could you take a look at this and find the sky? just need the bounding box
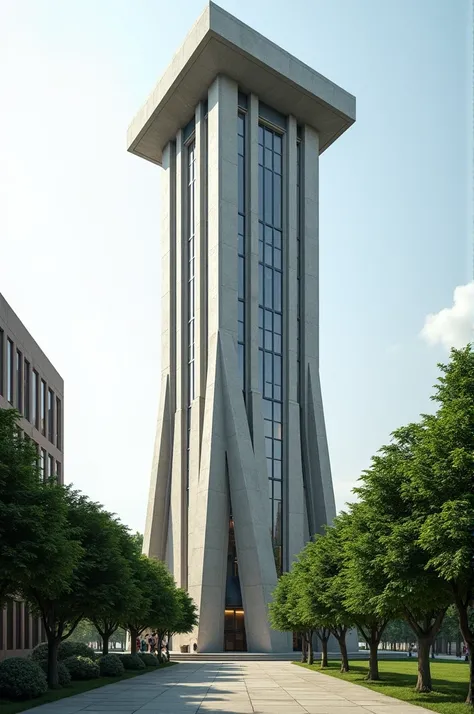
[0,0,472,533]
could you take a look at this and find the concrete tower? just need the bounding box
[128,3,356,653]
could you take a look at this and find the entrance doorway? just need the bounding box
[224,609,247,652]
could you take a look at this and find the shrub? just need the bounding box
[118,653,146,670]
[59,641,96,661]
[30,642,49,662]
[30,640,96,663]
[0,657,48,701]
[63,655,99,680]
[138,652,159,667]
[98,654,124,677]
[38,660,71,688]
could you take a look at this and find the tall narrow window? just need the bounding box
[48,388,54,443]
[186,139,196,493]
[40,448,46,481]
[32,371,39,429]
[56,397,62,449]
[40,380,46,435]
[258,124,283,576]
[24,360,30,421]
[7,339,13,404]
[48,454,54,480]
[16,350,23,414]
[0,328,4,396]
[237,112,246,393]
[56,460,62,482]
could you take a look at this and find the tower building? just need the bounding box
[128,3,356,652]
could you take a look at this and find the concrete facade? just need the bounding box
[129,3,356,653]
[0,292,64,660]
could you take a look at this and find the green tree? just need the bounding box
[165,588,199,651]
[73,619,101,647]
[269,572,311,663]
[0,410,76,606]
[22,490,132,687]
[148,560,180,655]
[293,542,336,667]
[123,555,177,654]
[381,620,413,650]
[91,525,142,655]
[354,425,450,692]
[308,522,355,672]
[413,346,474,703]
[341,506,391,681]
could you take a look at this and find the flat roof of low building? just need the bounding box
[127,2,356,166]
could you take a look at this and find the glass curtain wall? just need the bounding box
[258,124,283,576]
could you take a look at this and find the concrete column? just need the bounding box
[284,116,305,567]
[207,75,238,339]
[143,142,176,560]
[188,102,207,568]
[301,125,336,532]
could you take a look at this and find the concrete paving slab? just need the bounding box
[20,661,428,714]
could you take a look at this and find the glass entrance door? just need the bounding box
[224,609,247,652]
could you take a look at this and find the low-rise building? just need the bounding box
[0,292,64,659]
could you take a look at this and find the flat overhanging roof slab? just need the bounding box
[127,2,356,166]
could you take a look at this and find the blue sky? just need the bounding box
[0,0,471,532]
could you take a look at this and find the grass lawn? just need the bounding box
[0,661,177,714]
[296,659,471,714]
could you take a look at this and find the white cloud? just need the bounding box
[421,282,474,350]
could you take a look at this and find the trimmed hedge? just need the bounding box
[138,652,159,667]
[98,654,124,677]
[63,655,100,681]
[38,660,72,687]
[31,640,96,663]
[118,653,146,671]
[0,657,48,701]
[58,640,96,661]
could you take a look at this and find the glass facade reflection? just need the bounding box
[186,139,196,492]
[258,124,283,576]
[237,113,246,392]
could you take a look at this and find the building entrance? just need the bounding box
[224,514,247,651]
[224,609,247,652]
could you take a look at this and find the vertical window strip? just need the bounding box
[186,140,196,493]
[296,140,301,403]
[7,338,13,404]
[258,124,283,576]
[237,113,246,392]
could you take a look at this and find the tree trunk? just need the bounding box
[130,628,138,654]
[339,637,349,673]
[452,592,474,703]
[301,635,307,663]
[466,645,474,706]
[47,636,60,689]
[368,641,380,681]
[102,634,110,656]
[307,633,314,665]
[321,637,329,668]
[416,637,432,693]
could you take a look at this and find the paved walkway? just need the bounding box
[23,661,425,714]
